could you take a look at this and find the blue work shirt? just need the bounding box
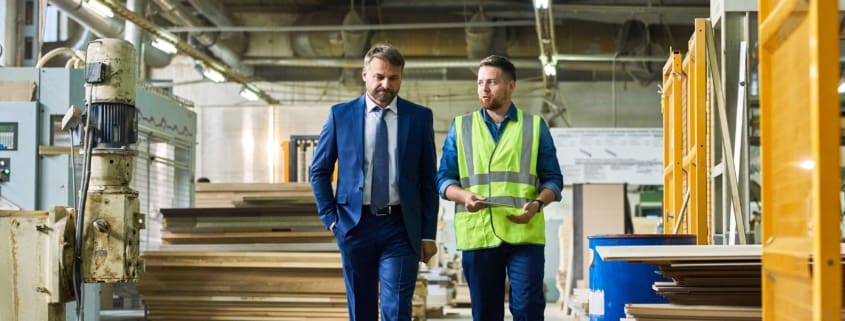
[435,105,564,201]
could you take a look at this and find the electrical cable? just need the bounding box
[73,60,97,320]
[69,130,77,210]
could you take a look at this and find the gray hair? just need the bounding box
[364,44,406,69]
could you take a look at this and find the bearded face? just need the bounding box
[363,57,403,107]
[477,66,514,111]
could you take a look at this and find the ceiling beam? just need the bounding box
[164,20,535,33]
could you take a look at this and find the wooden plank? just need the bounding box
[157,243,339,252]
[0,80,36,101]
[195,183,314,193]
[0,210,48,217]
[141,251,342,269]
[160,207,319,218]
[161,231,333,244]
[625,303,760,319]
[596,244,762,262]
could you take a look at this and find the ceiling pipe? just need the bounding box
[94,0,276,104]
[49,0,123,38]
[165,20,537,33]
[124,0,143,47]
[240,57,662,71]
[48,0,172,68]
[150,0,252,75]
[185,0,247,56]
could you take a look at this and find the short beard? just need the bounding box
[371,89,396,105]
[480,98,504,110]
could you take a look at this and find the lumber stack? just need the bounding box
[138,251,347,321]
[139,183,349,320]
[598,244,845,321]
[194,182,315,208]
[413,275,428,321]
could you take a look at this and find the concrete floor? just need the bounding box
[432,305,571,321]
[101,305,572,321]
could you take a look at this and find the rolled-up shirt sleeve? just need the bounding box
[435,121,460,199]
[537,120,564,201]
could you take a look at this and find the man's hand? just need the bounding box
[462,193,489,212]
[420,240,437,263]
[507,200,542,224]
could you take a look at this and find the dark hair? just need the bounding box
[364,44,405,69]
[479,55,516,81]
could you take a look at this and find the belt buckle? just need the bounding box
[374,206,390,216]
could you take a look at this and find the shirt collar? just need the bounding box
[480,103,517,123]
[366,95,398,114]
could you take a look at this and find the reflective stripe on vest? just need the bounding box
[453,109,544,250]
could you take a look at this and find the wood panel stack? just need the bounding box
[413,274,427,321]
[139,183,348,320]
[194,183,314,208]
[139,251,347,321]
[597,244,845,321]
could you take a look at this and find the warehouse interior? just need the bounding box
[0,0,842,320]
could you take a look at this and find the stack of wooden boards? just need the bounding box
[596,244,845,321]
[139,183,346,320]
[139,183,429,321]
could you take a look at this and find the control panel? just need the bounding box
[0,123,17,150]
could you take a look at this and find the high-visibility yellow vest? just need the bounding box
[453,108,544,250]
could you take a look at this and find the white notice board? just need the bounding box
[550,128,663,185]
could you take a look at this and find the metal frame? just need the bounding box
[287,135,319,183]
[759,0,841,320]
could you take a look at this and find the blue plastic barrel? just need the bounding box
[588,234,696,321]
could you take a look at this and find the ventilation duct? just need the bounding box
[48,0,172,68]
[186,0,247,57]
[151,0,251,75]
[465,11,493,60]
[616,19,661,85]
[341,9,369,85]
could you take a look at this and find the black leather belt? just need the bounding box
[364,204,401,216]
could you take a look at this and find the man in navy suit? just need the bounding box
[310,44,439,321]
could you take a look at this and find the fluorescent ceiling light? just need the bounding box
[202,68,226,83]
[240,86,260,101]
[534,0,549,10]
[151,38,177,54]
[88,0,114,18]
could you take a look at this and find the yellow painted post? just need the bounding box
[282,141,290,182]
[759,0,841,320]
[689,19,709,244]
[662,52,684,233]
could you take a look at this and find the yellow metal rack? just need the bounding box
[661,19,711,245]
[759,0,841,320]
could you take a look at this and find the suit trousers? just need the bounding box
[462,243,546,321]
[335,207,419,321]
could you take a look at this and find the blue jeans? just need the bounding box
[462,243,546,321]
[335,209,419,321]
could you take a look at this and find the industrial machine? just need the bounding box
[0,38,196,320]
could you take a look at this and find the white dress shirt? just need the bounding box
[363,95,399,206]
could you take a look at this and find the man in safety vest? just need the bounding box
[435,55,563,321]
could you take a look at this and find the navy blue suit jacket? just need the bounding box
[310,95,438,255]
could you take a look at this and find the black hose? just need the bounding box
[73,88,96,321]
